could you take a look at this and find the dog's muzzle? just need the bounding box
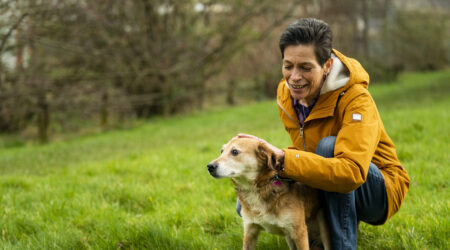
[207,162,219,178]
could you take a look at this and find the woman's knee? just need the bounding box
[355,163,387,224]
[315,136,336,158]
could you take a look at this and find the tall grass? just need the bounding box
[0,70,449,249]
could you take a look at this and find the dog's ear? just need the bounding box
[257,143,282,171]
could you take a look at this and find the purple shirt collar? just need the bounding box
[293,94,320,125]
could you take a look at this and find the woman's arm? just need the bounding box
[282,90,381,193]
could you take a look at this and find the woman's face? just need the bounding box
[282,44,332,106]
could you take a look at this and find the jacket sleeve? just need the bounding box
[281,90,382,193]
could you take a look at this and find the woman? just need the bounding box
[238,18,410,249]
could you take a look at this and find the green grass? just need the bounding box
[0,70,449,249]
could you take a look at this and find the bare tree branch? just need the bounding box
[0,12,28,55]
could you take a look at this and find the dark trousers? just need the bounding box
[315,136,387,250]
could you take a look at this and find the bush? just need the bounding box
[388,10,449,71]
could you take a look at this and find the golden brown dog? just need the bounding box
[207,137,330,250]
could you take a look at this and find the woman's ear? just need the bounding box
[324,57,333,75]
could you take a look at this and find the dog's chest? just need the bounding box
[239,186,294,235]
[245,213,293,235]
[242,202,293,235]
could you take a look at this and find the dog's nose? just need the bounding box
[207,163,218,172]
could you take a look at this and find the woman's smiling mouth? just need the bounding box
[290,83,308,89]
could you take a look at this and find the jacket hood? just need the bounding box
[320,52,349,94]
[327,49,370,93]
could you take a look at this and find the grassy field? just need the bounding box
[0,70,449,249]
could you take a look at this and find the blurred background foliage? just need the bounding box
[0,0,449,143]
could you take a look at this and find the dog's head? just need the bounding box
[207,137,282,181]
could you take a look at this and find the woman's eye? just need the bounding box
[231,149,239,156]
[283,65,293,70]
[302,67,312,72]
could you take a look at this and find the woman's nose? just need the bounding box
[290,68,303,82]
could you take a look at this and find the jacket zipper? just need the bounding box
[300,124,306,151]
[277,99,307,151]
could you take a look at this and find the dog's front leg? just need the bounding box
[317,209,331,250]
[243,223,262,250]
[285,236,297,250]
[291,225,309,250]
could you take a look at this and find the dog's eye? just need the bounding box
[231,149,239,156]
[220,149,224,153]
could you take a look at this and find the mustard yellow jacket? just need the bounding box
[277,49,410,222]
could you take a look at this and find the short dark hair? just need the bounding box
[279,18,333,66]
